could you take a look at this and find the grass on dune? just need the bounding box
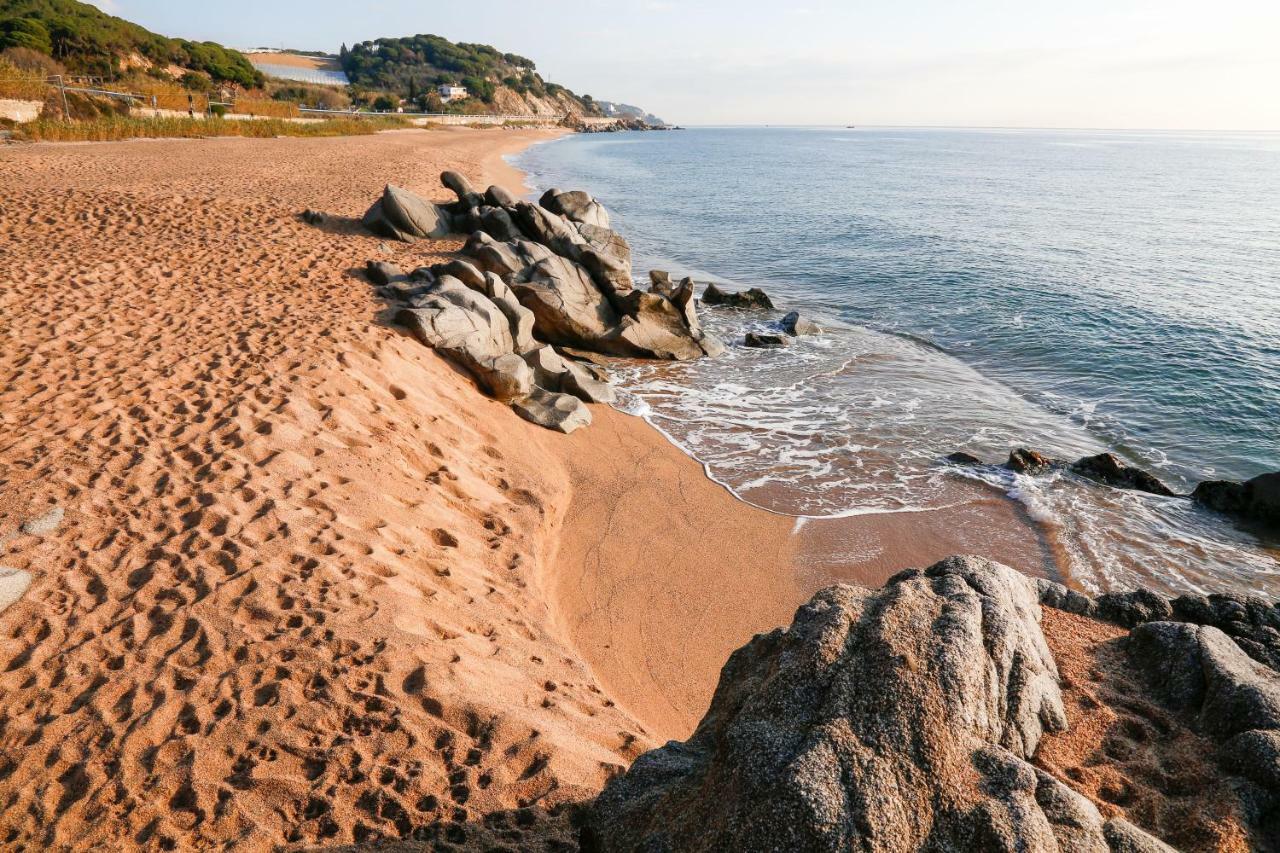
[11,114,415,142]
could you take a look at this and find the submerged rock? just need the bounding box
[1007,447,1060,475]
[946,451,985,466]
[587,556,1171,852]
[743,332,790,348]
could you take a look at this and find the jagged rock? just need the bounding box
[946,451,984,466]
[511,201,586,260]
[464,231,530,279]
[514,254,622,347]
[481,273,538,354]
[560,358,616,404]
[511,387,591,434]
[669,277,700,335]
[781,310,822,335]
[579,249,634,302]
[1193,472,1280,530]
[539,188,610,228]
[1070,453,1177,497]
[577,223,631,266]
[648,270,673,296]
[1007,447,1060,475]
[744,332,789,348]
[702,282,775,309]
[453,177,717,363]
[1128,620,1280,739]
[1222,728,1280,790]
[1037,580,1280,674]
[1103,819,1180,853]
[365,260,407,287]
[584,556,1180,852]
[1095,588,1174,627]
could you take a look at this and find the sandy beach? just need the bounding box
[1,125,1246,850]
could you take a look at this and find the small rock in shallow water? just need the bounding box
[1070,452,1177,497]
[946,451,984,466]
[1006,447,1060,475]
[780,310,821,335]
[701,282,775,309]
[20,506,63,536]
[744,332,789,348]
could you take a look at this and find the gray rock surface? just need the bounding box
[587,556,1172,852]
[1036,579,1280,673]
[781,310,822,335]
[1070,452,1177,497]
[363,184,453,241]
[744,332,789,348]
[1193,471,1280,531]
[539,188,610,228]
[511,387,591,434]
[701,282,775,309]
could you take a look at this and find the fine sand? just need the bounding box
[0,125,1215,850]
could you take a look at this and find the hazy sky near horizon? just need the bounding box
[87,0,1280,129]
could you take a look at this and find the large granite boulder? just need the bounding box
[362,184,453,242]
[1193,472,1280,531]
[586,556,1173,852]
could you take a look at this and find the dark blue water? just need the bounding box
[516,127,1280,594]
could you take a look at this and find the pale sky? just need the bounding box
[87,0,1280,129]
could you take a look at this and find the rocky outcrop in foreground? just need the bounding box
[586,557,1173,852]
[362,175,726,431]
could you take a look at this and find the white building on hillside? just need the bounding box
[437,84,468,103]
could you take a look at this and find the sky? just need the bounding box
[86,0,1280,130]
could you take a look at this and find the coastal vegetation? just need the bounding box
[339,32,600,116]
[0,0,262,86]
[9,113,411,142]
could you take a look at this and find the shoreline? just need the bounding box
[4,124,1262,849]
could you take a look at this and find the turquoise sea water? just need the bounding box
[515,127,1280,595]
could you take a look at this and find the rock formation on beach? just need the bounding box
[363,174,725,431]
[1193,472,1280,531]
[586,557,1184,852]
[949,447,1280,535]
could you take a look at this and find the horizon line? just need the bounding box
[671,123,1280,134]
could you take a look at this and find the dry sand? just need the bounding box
[0,127,646,850]
[0,125,1225,850]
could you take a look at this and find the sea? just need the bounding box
[514,127,1280,597]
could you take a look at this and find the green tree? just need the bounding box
[0,19,52,54]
